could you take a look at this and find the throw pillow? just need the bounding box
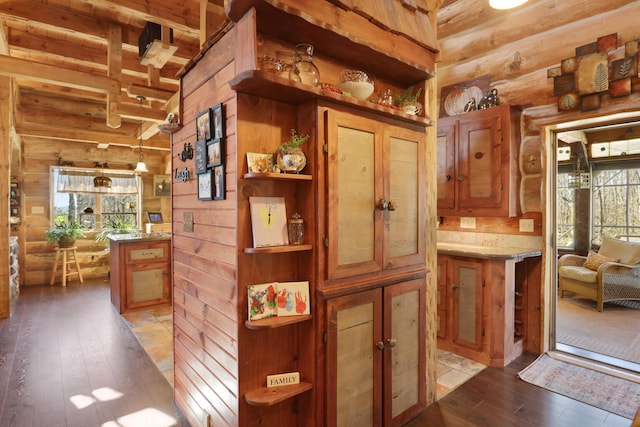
[583,250,619,271]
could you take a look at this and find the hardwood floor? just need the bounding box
[0,280,188,427]
[0,281,633,427]
[407,353,632,427]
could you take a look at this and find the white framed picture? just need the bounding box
[276,281,310,317]
[249,196,289,247]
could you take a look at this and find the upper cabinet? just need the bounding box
[321,105,426,283]
[437,105,521,217]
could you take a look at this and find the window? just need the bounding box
[592,162,640,245]
[556,168,576,250]
[51,167,142,231]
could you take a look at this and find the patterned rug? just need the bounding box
[518,353,640,419]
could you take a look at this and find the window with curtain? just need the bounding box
[51,167,142,230]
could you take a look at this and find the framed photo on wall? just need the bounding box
[196,108,212,141]
[207,139,223,167]
[197,170,213,200]
[212,103,224,140]
[153,174,171,197]
[213,165,225,200]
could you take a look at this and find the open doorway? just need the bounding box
[553,119,640,373]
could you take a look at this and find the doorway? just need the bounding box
[552,118,640,373]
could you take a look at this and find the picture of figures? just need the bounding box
[197,170,213,200]
[213,165,225,200]
[212,103,224,140]
[207,140,222,167]
[196,109,212,141]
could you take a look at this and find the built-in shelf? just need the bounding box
[244,244,312,254]
[244,172,312,181]
[230,70,433,127]
[245,314,312,330]
[245,381,313,406]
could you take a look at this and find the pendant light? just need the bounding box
[94,147,112,188]
[134,95,149,173]
[489,0,527,9]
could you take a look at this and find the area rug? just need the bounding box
[518,353,640,419]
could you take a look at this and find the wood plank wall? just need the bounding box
[171,26,240,427]
[0,76,11,317]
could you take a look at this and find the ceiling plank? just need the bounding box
[0,20,9,55]
[0,55,120,94]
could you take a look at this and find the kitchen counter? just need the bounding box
[107,232,171,243]
[437,242,541,260]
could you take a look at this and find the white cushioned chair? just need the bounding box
[558,236,640,311]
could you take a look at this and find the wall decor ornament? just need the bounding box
[548,33,639,112]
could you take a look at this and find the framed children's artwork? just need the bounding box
[213,165,225,200]
[196,108,212,141]
[249,196,288,247]
[276,281,310,317]
[153,174,171,197]
[212,103,224,140]
[197,170,213,200]
[207,139,223,167]
[195,139,207,174]
[247,282,278,320]
[246,152,274,173]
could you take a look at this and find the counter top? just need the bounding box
[437,242,541,260]
[108,232,171,243]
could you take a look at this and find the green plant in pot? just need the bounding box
[45,221,86,248]
[277,129,309,173]
[95,214,138,243]
[395,85,423,116]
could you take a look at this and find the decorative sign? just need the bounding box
[180,143,193,162]
[266,372,300,388]
[195,140,207,174]
[174,167,190,182]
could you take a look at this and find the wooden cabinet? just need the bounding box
[326,278,426,427]
[322,105,426,282]
[109,238,171,313]
[437,105,521,217]
[437,253,541,367]
[437,256,484,358]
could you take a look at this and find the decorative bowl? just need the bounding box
[337,69,374,100]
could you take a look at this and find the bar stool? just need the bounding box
[50,246,84,287]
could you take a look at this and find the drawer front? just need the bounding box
[125,242,169,263]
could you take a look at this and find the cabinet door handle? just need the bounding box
[446,175,452,182]
[386,338,397,348]
[451,284,459,291]
[457,174,465,181]
[387,200,397,211]
[376,199,388,210]
[375,341,385,351]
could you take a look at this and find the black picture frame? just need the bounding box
[197,170,213,201]
[213,165,225,200]
[196,108,212,142]
[195,139,207,174]
[146,212,163,223]
[207,139,223,167]
[212,103,224,140]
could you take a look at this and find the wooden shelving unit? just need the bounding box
[245,382,313,406]
[245,314,312,330]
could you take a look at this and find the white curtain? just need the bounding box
[57,169,139,194]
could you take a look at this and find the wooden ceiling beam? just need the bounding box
[126,84,174,102]
[0,55,119,94]
[107,24,122,129]
[0,20,8,55]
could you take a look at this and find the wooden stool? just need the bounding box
[50,247,84,287]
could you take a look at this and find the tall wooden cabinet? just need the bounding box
[437,105,521,217]
[174,2,437,426]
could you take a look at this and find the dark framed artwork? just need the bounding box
[197,170,213,200]
[195,139,207,174]
[196,108,212,142]
[207,139,223,167]
[212,103,224,140]
[213,165,225,200]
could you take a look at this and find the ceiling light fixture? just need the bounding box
[94,147,112,188]
[489,0,527,9]
[134,95,148,173]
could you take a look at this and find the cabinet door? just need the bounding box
[436,257,448,339]
[383,278,426,427]
[327,289,383,427]
[457,111,503,210]
[436,122,456,210]
[326,109,384,279]
[450,258,484,351]
[384,126,425,271]
[126,263,170,309]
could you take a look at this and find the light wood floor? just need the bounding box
[0,280,633,426]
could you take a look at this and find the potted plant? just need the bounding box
[45,221,86,248]
[95,214,138,243]
[395,85,423,115]
[276,129,309,173]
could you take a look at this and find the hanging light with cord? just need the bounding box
[489,0,527,9]
[134,95,149,173]
[94,146,112,188]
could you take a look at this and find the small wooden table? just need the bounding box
[50,247,83,287]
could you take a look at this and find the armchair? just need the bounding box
[558,236,640,311]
